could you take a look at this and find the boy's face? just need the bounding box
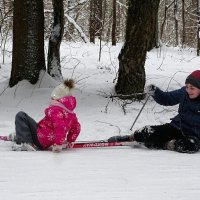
[186,84,200,99]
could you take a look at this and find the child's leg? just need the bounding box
[134,123,183,149]
[15,111,37,144]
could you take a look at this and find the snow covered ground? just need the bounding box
[0,42,200,200]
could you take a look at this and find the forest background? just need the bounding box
[0,0,199,97]
[1,2,200,199]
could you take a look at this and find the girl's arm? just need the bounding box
[67,116,81,142]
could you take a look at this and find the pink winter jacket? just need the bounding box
[37,96,80,149]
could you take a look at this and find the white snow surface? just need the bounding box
[1,42,200,200]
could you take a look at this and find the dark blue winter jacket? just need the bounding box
[153,86,200,139]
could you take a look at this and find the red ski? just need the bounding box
[63,140,133,149]
[0,135,10,141]
[0,135,133,149]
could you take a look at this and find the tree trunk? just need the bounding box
[96,0,103,39]
[197,0,200,56]
[89,0,102,43]
[47,0,64,80]
[65,0,79,41]
[181,0,186,47]
[147,1,160,50]
[115,0,160,98]
[89,0,96,43]
[112,0,116,46]
[9,0,45,87]
[174,0,178,46]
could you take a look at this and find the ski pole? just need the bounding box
[130,95,150,131]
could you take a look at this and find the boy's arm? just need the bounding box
[152,87,185,106]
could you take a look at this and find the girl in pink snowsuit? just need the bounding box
[37,95,80,151]
[11,79,81,152]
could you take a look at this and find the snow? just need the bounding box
[1,42,200,200]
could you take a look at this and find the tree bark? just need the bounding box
[112,0,116,46]
[96,0,103,39]
[89,0,96,43]
[147,0,160,50]
[181,0,186,47]
[89,0,102,43]
[115,0,160,98]
[10,0,45,87]
[174,0,178,46]
[197,0,200,56]
[47,0,64,80]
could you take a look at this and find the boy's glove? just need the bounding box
[146,84,156,95]
[52,144,63,153]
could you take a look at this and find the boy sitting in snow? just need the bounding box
[108,70,200,153]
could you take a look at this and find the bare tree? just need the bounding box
[197,0,200,55]
[174,0,178,46]
[159,0,198,48]
[9,0,45,87]
[0,1,13,64]
[181,0,186,46]
[47,0,64,80]
[115,0,160,98]
[89,0,96,43]
[89,0,102,43]
[112,0,116,45]
[160,0,174,41]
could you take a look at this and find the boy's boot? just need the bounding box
[108,134,134,142]
[163,140,176,151]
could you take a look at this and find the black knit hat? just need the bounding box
[185,70,200,89]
